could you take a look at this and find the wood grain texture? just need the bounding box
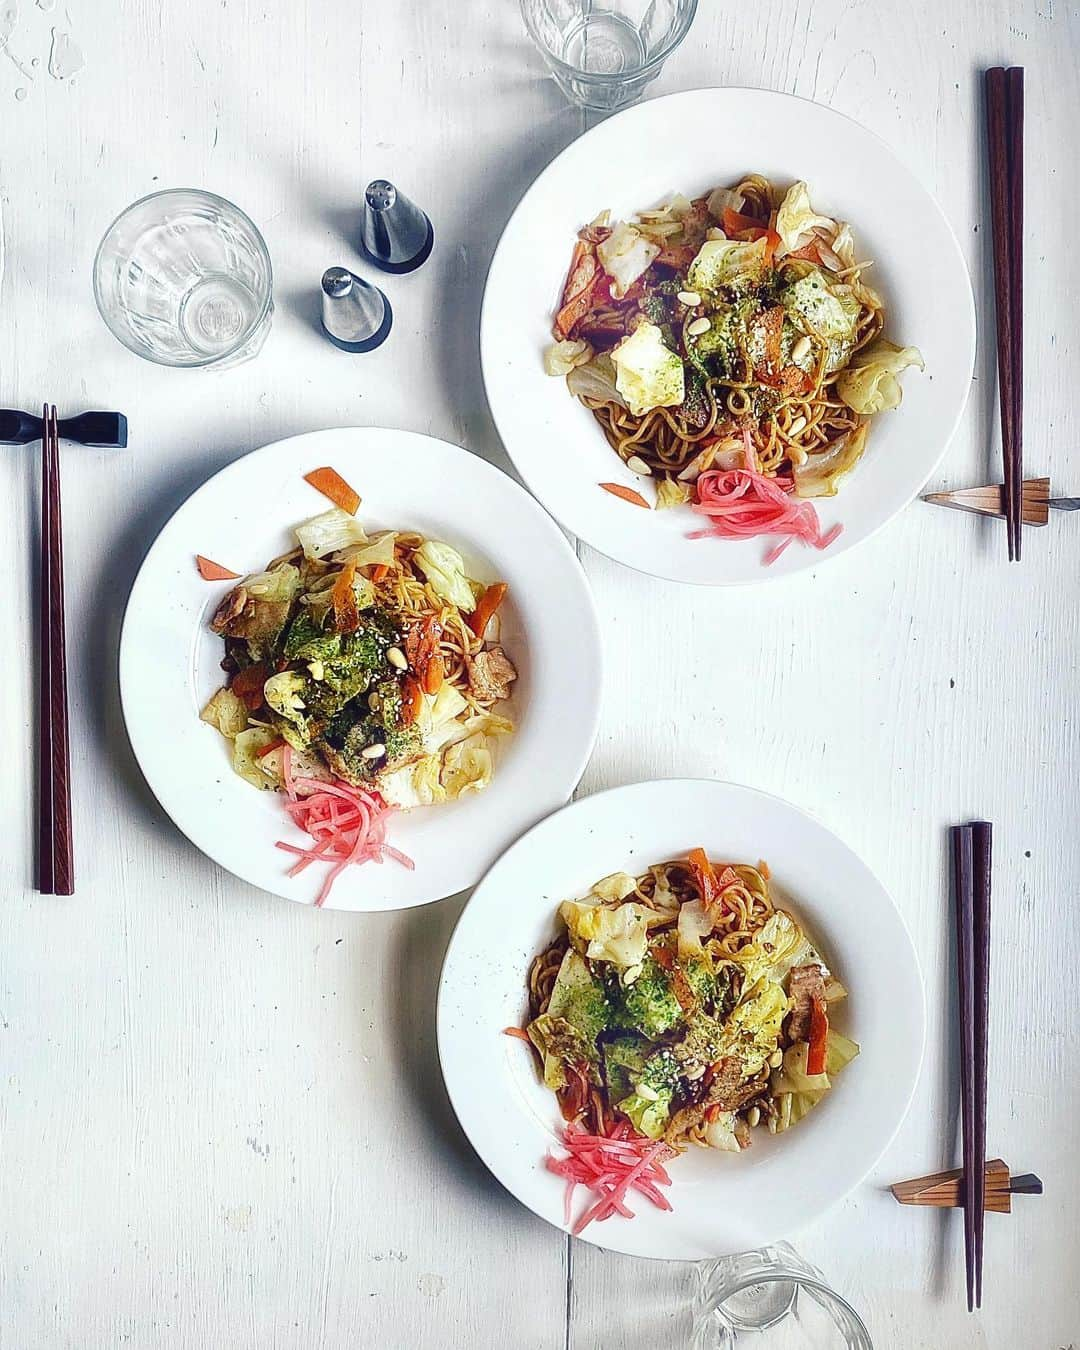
[1,0,1078,1346]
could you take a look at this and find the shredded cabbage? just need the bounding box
[200,686,249,738]
[231,727,280,790]
[792,423,869,499]
[836,340,925,414]
[704,1110,742,1151]
[676,897,714,957]
[590,872,638,902]
[596,221,660,298]
[610,323,684,418]
[440,733,493,797]
[544,339,593,377]
[413,540,478,612]
[379,754,448,808]
[775,181,836,254]
[295,508,368,560]
[705,185,744,219]
[566,353,627,408]
[732,911,808,987]
[655,478,692,510]
[687,237,769,293]
[243,564,301,603]
[559,899,652,970]
[334,531,398,569]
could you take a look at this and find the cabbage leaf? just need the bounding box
[792,423,869,499]
[559,898,652,971]
[836,340,925,414]
[566,353,627,408]
[610,322,685,418]
[687,236,769,293]
[295,508,368,560]
[597,221,660,298]
[413,540,478,612]
[200,686,249,739]
[775,181,835,254]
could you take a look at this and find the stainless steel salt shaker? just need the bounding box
[359,179,434,273]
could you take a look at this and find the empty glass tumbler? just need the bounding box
[520,0,697,111]
[93,189,273,368]
[691,1245,873,1349]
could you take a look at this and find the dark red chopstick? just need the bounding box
[951,820,992,1311]
[970,821,992,1308]
[37,404,74,895]
[984,67,1024,561]
[951,824,976,1311]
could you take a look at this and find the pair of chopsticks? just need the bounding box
[984,67,1024,560]
[951,821,992,1310]
[38,404,74,895]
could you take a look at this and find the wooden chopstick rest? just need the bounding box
[923,478,1080,527]
[891,1160,1043,1215]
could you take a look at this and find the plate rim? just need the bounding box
[118,426,604,912]
[436,775,927,1258]
[480,84,977,588]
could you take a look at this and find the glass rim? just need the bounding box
[716,1270,872,1342]
[92,187,274,369]
[519,0,698,84]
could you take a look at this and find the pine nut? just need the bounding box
[787,415,807,436]
[684,1063,705,1081]
[625,455,652,477]
[791,335,812,364]
[768,1048,784,1069]
[307,660,325,682]
[636,1083,660,1102]
[677,290,702,307]
[387,646,407,670]
[746,1106,761,1128]
[622,963,643,986]
[687,317,711,337]
[361,743,386,759]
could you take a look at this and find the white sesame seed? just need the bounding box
[625,455,652,477]
[361,743,386,760]
[687,316,711,337]
[386,646,407,670]
[746,1106,761,1128]
[677,290,702,307]
[791,335,812,364]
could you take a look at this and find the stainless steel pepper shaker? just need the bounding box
[359,179,434,273]
[320,267,393,353]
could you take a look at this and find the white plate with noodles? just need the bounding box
[437,779,924,1258]
[119,428,602,912]
[480,87,975,585]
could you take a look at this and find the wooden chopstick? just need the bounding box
[970,821,992,1308]
[951,824,976,1311]
[37,404,74,895]
[985,67,1024,561]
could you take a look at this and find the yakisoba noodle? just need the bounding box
[545,174,921,553]
[517,850,859,1169]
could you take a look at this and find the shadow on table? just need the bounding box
[383,889,540,1221]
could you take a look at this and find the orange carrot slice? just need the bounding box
[600,482,651,509]
[303,466,361,515]
[196,554,241,581]
[468,582,508,638]
[421,653,445,696]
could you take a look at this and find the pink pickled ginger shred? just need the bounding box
[546,1121,676,1235]
[276,746,414,907]
[690,466,843,565]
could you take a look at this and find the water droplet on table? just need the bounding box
[14,84,26,99]
[0,1,18,45]
[36,0,56,10]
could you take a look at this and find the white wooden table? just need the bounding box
[2,2,1078,1345]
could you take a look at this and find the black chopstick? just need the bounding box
[984,67,1024,561]
[951,824,976,1311]
[37,404,74,895]
[970,821,992,1308]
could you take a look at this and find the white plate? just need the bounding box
[437,779,924,1259]
[481,87,976,586]
[119,428,602,911]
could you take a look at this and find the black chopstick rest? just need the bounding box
[0,408,128,447]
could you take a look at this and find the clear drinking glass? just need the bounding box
[691,1245,873,1350]
[520,0,697,112]
[93,189,273,368]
